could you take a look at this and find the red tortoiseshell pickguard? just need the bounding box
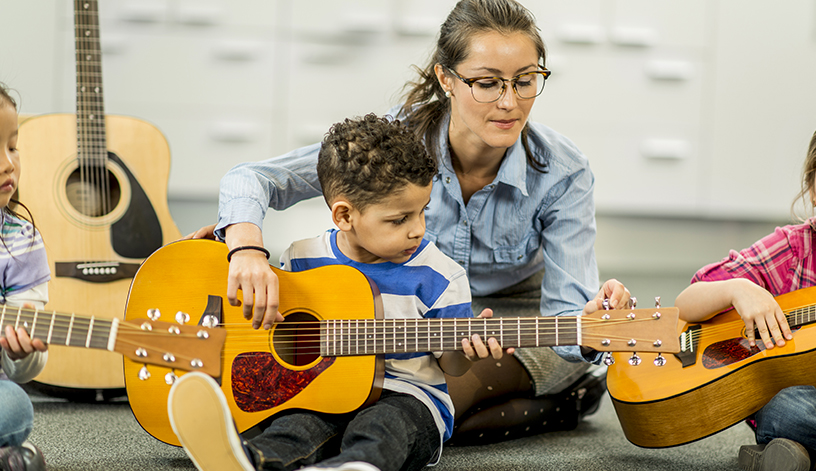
[231,352,335,412]
[702,338,764,369]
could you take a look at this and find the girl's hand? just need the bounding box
[730,279,792,349]
[584,278,631,315]
[183,224,217,240]
[0,303,48,360]
[460,308,513,360]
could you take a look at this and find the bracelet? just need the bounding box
[227,245,271,263]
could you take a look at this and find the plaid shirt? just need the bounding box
[691,218,816,295]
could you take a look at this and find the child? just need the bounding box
[168,114,505,471]
[675,131,816,471]
[0,83,50,470]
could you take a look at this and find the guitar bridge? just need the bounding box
[55,261,140,282]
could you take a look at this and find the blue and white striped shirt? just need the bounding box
[217,112,600,362]
[280,230,473,444]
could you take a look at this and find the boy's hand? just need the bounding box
[730,279,792,349]
[584,278,631,315]
[460,308,513,361]
[0,304,48,360]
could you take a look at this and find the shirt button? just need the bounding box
[517,255,523,260]
[458,260,465,265]
[445,177,451,184]
[463,221,468,226]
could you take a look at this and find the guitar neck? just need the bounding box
[0,305,116,351]
[787,303,816,329]
[74,0,108,162]
[321,316,583,356]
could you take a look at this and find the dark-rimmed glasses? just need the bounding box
[444,66,551,103]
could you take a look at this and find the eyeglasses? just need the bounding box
[444,66,551,103]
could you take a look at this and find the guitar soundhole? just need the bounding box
[65,167,121,217]
[273,312,320,367]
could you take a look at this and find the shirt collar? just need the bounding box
[436,113,530,197]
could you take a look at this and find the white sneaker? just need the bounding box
[168,372,255,471]
[298,462,380,471]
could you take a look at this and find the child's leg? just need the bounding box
[247,411,346,470]
[754,385,816,450]
[309,391,439,471]
[0,380,34,447]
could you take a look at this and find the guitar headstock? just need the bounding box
[114,319,225,377]
[581,306,680,354]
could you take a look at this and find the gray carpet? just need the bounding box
[25,385,753,470]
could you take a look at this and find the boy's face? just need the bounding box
[337,182,431,264]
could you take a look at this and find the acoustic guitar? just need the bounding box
[15,0,180,388]
[607,286,816,448]
[123,239,680,446]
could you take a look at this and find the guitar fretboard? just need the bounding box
[0,305,116,351]
[320,317,579,356]
[74,0,107,164]
[788,304,816,328]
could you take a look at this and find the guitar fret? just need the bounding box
[535,317,539,347]
[86,316,95,348]
[47,312,55,344]
[14,306,21,329]
[31,309,38,338]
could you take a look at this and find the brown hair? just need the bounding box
[399,0,548,171]
[317,113,437,212]
[795,130,816,219]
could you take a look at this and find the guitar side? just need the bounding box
[607,287,816,448]
[123,240,383,446]
[17,113,181,389]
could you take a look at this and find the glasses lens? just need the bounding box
[470,78,505,103]
[514,72,547,99]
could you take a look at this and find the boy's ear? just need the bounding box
[331,200,354,231]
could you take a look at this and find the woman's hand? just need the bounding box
[583,278,631,315]
[183,224,217,240]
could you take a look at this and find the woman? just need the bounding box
[191,0,629,443]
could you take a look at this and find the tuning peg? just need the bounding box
[653,354,666,367]
[138,365,151,381]
[165,371,178,385]
[628,353,642,366]
[655,296,661,308]
[175,311,191,324]
[602,297,610,310]
[603,353,615,366]
[629,296,637,309]
[147,309,161,321]
[202,314,219,328]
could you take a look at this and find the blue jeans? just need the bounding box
[246,391,440,471]
[0,379,34,447]
[755,385,816,450]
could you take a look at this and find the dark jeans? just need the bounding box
[755,385,816,450]
[246,391,440,471]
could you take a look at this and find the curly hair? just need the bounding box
[317,113,437,211]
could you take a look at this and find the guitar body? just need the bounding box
[607,286,816,448]
[124,240,384,446]
[16,113,181,389]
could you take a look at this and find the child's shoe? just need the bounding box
[299,462,381,471]
[0,441,46,471]
[738,438,811,471]
[168,372,255,471]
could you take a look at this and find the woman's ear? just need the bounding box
[434,64,454,97]
[331,200,354,232]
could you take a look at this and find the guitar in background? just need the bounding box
[15,0,181,389]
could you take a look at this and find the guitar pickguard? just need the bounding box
[108,152,164,258]
[231,352,335,413]
[702,338,764,369]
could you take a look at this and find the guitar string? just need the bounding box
[683,305,816,347]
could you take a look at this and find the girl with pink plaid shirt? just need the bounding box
[675,131,816,471]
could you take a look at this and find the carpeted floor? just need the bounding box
[25,384,753,471]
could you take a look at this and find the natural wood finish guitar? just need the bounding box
[607,286,816,448]
[123,239,680,446]
[15,0,180,388]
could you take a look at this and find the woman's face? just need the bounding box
[438,31,541,159]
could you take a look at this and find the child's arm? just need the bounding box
[675,278,793,349]
[437,308,507,377]
[1,302,49,384]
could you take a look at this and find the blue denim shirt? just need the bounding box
[216,113,600,362]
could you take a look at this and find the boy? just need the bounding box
[168,114,504,471]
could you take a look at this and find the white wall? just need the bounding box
[2,0,815,303]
